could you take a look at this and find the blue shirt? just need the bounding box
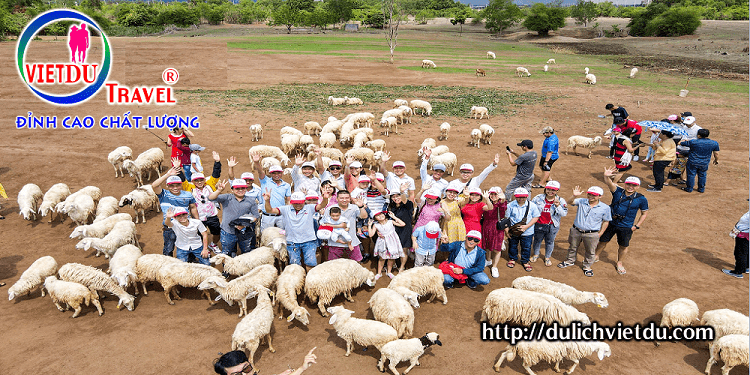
[683,138,719,166]
[260,176,291,214]
[157,189,196,224]
[278,204,318,243]
[505,200,542,236]
[454,244,478,268]
[609,187,648,228]
[542,134,560,161]
[572,198,612,231]
[413,225,441,255]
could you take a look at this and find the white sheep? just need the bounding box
[470,129,482,148]
[198,264,278,317]
[353,133,369,149]
[231,286,276,373]
[584,67,589,75]
[76,220,139,258]
[409,100,432,117]
[156,261,221,305]
[8,256,58,301]
[56,186,102,217]
[344,112,375,128]
[366,139,386,152]
[94,196,119,222]
[368,287,415,338]
[309,147,344,163]
[58,262,136,311]
[304,121,322,136]
[705,334,749,375]
[38,183,70,222]
[494,340,611,374]
[70,213,132,239]
[470,106,489,120]
[210,248,277,277]
[480,288,591,326]
[421,59,436,69]
[547,58,556,64]
[387,266,447,305]
[249,145,290,166]
[394,99,408,108]
[304,258,376,316]
[511,276,609,308]
[280,126,303,137]
[108,244,143,295]
[660,298,699,328]
[17,183,43,220]
[566,135,603,158]
[249,124,263,142]
[487,51,496,59]
[118,184,159,224]
[378,332,442,375]
[544,64,549,72]
[320,133,337,148]
[299,134,314,151]
[328,96,346,106]
[258,227,289,268]
[122,147,164,186]
[479,124,495,145]
[43,276,103,318]
[67,194,96,226]
[629,67,638,78]
[345,97,363,105]
[516,67,531,77]
[701,309,750,351]
[327,305,399,356]
[322,120,345,136]
[275,264,309,325]
[438,122,450,141]
[254,157,282,172]
[108,146,133,178]
[344,148,376,170]
[416,138,437,160]
[585,73,597,84]
[280,134,302,155]
[382,108,405,126]
[134,254,181,295]
[426,152,457,176]
[398,105,413,124]
[327,116,338,123]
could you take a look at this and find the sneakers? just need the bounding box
[722,269,743,278]
[386,272,395,279]
[633,156,639,161]
[491,267,499,278]
[647,184,656,188]
[646,188,661,193]
[485,259,492,267]
[374,274,382,282]
[208,243,220,254]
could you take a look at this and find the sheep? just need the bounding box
[75,220,139,259]
[118,184,159,224]
[417,138,437,160]
[327,116,337,123]
[470,106,489,120]
[394,99,408,108]
[280,134,302,156]
[327,305,399,356]
[544,64,549,72]
[198,264,278,317]
[660,298,699,328]
[421,59,436,69]
[322,119,345,136]
[304,258,376,316]
[249,145,290,166]
[479,124,495,145]
[344,148,376,171]
[304,121,322,136]
[17,183,43,220]
[387,266,447,305]
[94,196,119,222]
[56,186,102,216]
[585,73,597,84]
[155,261,222,305]
[701,309,750,351]
[134,254,181,295]
[43,276,103,318]
[629,67,638,78]
[307,146,344,163]
[705,334,749,375]
[339,121,357,146]
[382,108,405,125]
[584,67,589,75]
[566,135,603,158]
[67,194,96,226]
[494,340,611,375]
[487,51,496,59]
[122,147,164,186]
[38,183,70,222]
[438,122,450,141]
[409,100,432,117]
[368,287,415,338]
[345,97,363,105]
[476,68,486,77]
[319,133,337,148]
[516,67,531,77]
[299,135,314,152]
[398,105,413,124]
[58,262,136,311]
[547,58,556,64]
[511,276,609,308]
[70,213,133,239]
[328,96,346,106]
[353,133,369,149]
[426,152,457,176]
[259,226,290,268]
[470,129,482,149]
[345,112,376,128]
[8,256,58,301]
[280,126,303,137]
[254,157,282,172]
[108,146,133,178]
[210,248,277,277]
[231,286,275,373]
[380,117,398,137]
[378,332,442,375]
[366,139,387,152]
[108,244,143,296]
[249,124,263,142]
[480,288,590,326]
[275,264,309,325]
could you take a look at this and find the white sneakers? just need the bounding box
[633,156,640,161]
[491,267,499,278]
[485,259,492,267]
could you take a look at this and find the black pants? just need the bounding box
[733,237,749,274]
[652,160,671,189]
[631,134,641,157]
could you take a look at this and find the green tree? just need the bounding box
[288,0,314,12]
[626,3,667,36]
[596,1,616,17]
[644,7,701,36]
[450,11,466,35]
[271,3,306,33]
[522,3,567,36]
[570,0,597,27]
[307,3,336,29]
[364,10,384,28]
[324,0,356,24]
[481,0,523,33]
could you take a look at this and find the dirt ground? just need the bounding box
[0,22,748,375]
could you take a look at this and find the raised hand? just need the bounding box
[171,157,180,168]
[166,207,175,219]
[227,156,238,168]
[295,154,305,166]
[166,166,181,176]
[212,151,220,162]
[301,347,317,370]
[215,179,228,191]
[262,188,272,201]
[368,171,377,180]
[572,185,583,196]
[424,147,432,159]
[314,146,322,156]
[400,182,409,193]
[250,152,261,163]
[381,151,391,163]
[494,153,500,165]
[352,197,364,207]
[603,166,617,177]
[345,155,355,166]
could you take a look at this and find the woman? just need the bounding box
[413,188,445,231]
[166,127,195,159]
[612,127,639,183]
[482,187,507,278]
[388,186,414,273]
[214,347,317,375]
[441,183,465,243]
[460,187,493,247]
[530,181,567,267]
[724,210,750,278]
[644,130,676,192]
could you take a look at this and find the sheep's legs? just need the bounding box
[721,364,733,375]
[91,298,104,316]
[70,302,82,318]
[493,351,509,372]
[522,364,538,375]
[239,300,247,317]
[266,333,275,353]
[388,361,401,375]
[553,361,562,372]
[202,290,215,305]
[344,291,354,303]
[113,164,120,178]
[141,281,149,295]
[377,355,386,372]
[344,340,353,356]
[704,356,716,375]
[403,358,419,374]
[318,301,328,317]
[54,301,65,312]
[565,359,579,374]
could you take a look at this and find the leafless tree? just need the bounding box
[382,0,402,64]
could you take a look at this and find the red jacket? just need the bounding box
[624,119,642,136]
[439,261,468,283]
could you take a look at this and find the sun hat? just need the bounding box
[166,176,182,185]
[425,221,441,239]
[488,186,503,195]
[667,114,679,121]
[468,187,482,195]
[587,186,604,196]
[358,175,371,183]
[305,192,319,200]
[424,189,440,200]
[683,116,696,125]
[329,160,342,167]
[268,165,283,173]
[301,161,316,170]
[172,207,188,216]
[375,173,385,181]
[289,192,306,204]
[189,144,205,152]
[466,230,482,241]
[349,161,363,168]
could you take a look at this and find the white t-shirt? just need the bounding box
[190,154,203,174]
[171,218,206,250]
[385,172,416,194]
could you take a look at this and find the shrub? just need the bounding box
[115,3,158,27]
[5,11,30,36]
[644,7,701,36]
[522,3,567,36]
[626,3,666,36]
[156,4,200,27]
[363,11,384,28]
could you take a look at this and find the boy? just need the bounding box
[411,221,441,267]
[165,207,209,265]
[190,143,205,176]
[317,207,354,251]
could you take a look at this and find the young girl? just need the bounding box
[442,183,466,243]
[481,187,507,277]
[369,210,406,281]
[459,187,494,247]
[413,187,445,231]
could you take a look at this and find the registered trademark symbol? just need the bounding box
[162,68,179,85]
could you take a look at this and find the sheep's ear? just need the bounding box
[8,292,15,300]
[328,314,337,325]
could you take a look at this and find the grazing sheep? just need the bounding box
[585,73,597,84]
[487,51,496,59]
[479,124,495,145]
[368,287,415,338]
[58,262,136,311]
[70,213,133,239]
[304,259,376,316]
[299,135,314,152]
[584,67,589,75]
[108,146,133,178]
[421,60,436,69]
[381,116,398,137]
[280,126,303,137]
[439,122,450,141]
[134,254,181,295]
[322,120,345,136]
[344,148,376,170]
[327,305,399,356]
[122,147,164,186]
[660,298,699,328]
[43,276,103,318]
[701,309,750,351]
[231,286,276,373]
[17,183,43,220]
[66,195,96,226]
[328,96,346,106]
[304,121,322,136]
[156,262,221,305]
[76,220,139,259]
[353,133,369,149]
[409,100,432,117]
[547,58,556,64]
[705,334,749,375]
[210,249,276,277]
[629,67,638,78]
[394,99,408,108]
[470,106,489,120]
[345,97,363,105]
[108,244,143,295]
[280,134,302,155]
[118,185,159,224]
[94,196,119,222]
[481,288,591,326]
[476,68,486,77]
[426,152,457,176]
[382,108,405,126]
[8,256,58,301]
[378,332,442,375]
[275,264,309,325]
[366,139,387,152]
[494,340,611,375]
[198,265,278,317]
[544,64,549,72]
[470,129,482,149]
[511,276,609,308]
[320,133,337,148]
[38,183,71,222]
[398,105,413,124]
[249,145,290,166]
[387,266,447,305]
[516,67,531,77]
[249,124,263,142]
[344,112,376,128]
[566,135,603,158]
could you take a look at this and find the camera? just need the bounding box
[612,214,625,221]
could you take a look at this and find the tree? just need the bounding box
[324,0,356,24]
[481,0,523,34]
[450,12,466,35]
[570,0,597,27]
[644,7,701,36]
[522,3,567,36]
[626,3,667,36]
[364,11,385,28]
[382,0,403,64]
[307,3,336,29]
[271,3,306,33]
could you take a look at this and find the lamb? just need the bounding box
[394,99,408,108]
[70,213,132,239]
[345,97,363,105]
[544,64,549,72]
[660,298,699,328]
[387,266,447,305]
[470,106,489,120]
[480,288,590,326]
[470,129,482,149]
[439,122,450,140]
[108,146,133,178]
[398,105,413,124]
[198,264,278,317]
[416,138,437,160]
[409,100,432,117]
[585,73,597,84]
[249,124,263,142]
[259,227,290,268]
[134,254,181,295]
[304,258,376,316]
[304,121,322,136]
[320,133,337,148]
[118,184,159,224]
[17,183,43,220]
[280,134,302,155]
[366,139,386,152]
[75,220,139,258]
[421,59,436,69]
[511,276,609,308]
[479,124,495,145]
[275,264,309,325]
[368,287,415,338]
[108,244,143,295]
[327,305,399,356]
[299,134,314,151]
[426,152,457,175]
[58,262,136,311]
[66,194,96,226]
[122,147,164,186]
[629,67,638,78]
[701,309,750,351]
[566,135,603,158]
[38,183,70,222]
[378,332,442,375]
[344,148,376,170]
[43,276,103,318]
[308,146,344,162]
[494,340,611,375]
[353,133,369,149]
[94,196,119,222]
[328,96,346,106]
[584,67,589,75]
[487,51,496,59]
[8,256,57,301]
[210,248,278,277]
[381,117,398,136]
[476,68,486,77]
[547,58,556,64]
[516,67,531,77]
[705,334,749,375]
[155,261,222,305]
[231,286,276,373]
[249,145,290,166]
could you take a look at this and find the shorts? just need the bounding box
[202,215,221,236]
[598,225,633,247]
[539,158,557,171]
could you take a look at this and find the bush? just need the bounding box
[644,7,701,36]
[364,11,384,28]
[156,4,200,27]
[522,3,567,36]
[570,0,597,27]
[115,3,158,27]
[626,3,666,36]
[205,6,225,25]
[4,11,29,36]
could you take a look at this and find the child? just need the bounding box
[318,207,354,251]
[165,206,209,265]
[190,173,221,254]
[369,210,406,281]
[411,221,441,267]
[644,127,659,163]
[175,137,193,181]
[190,144,205,175]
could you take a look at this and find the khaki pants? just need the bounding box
[565,227,600,270]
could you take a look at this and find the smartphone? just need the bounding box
[505,146,511,151]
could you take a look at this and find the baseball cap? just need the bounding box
[683,116,696,125]
[375,173,385,181]
[329,160,342,167]
[545,181,560,190]
[358,175,371,183]
[466,230,482,241]
[172,207,188,216]
[289,192,306,204]
[513,188,529,197]
[371,210,388,218]
[268,165,283,173]
[166,176,182,185]
[240,172,254,180]
[624,176,641,186]
[613,117,626,125]
[468,187,482,195]
[392,161,406,168]
[189,144,205,152]
[667,114,679,121]
[612,127,623,133]
[587,186,604,196]
[301,161,316,170]
[424,189,440,200]
[425,222,440,239]
[681,111,693,117]
[432,164,446,172]
[191,173,205,181]
[517,140,533,148]
[231,179,248,189]
[445,182,461,193]
[488,186,503,195]
[349,161,362,168]
[459,164,474,172]
[305,192,319,200]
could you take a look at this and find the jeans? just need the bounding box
[220,229,253,257]
[734,237,749,274]
[685,162,709,192]
[163,227,176,257]
[532,223,560,259]
[288,240,318,267]
[645,147,655,161]
[182,165,192,183]
[631,133,641,157]
[507,235,533,264]
[176,246,210,265]
[652,160,671,189]
[444,272,490,289]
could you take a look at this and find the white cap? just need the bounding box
[375,173,385,181]
[357,175,370,183]
[424,189,440,200]
[468,187,482,195]
[305,192,319,200]
[466,230,482,240]
[432,164,446,172]
[425,221,441,238]
[329,160,342,167]
[459,164,474,172]
[268,165,283,173]
[231,179,249,188]
[445,181,462,193]
[172,207,188,216]
[240,172,254,180]
[301,161,316,170]
[624,176,641,186]
[166,176,182,185]
[289,192,306,204]
[545,181,560,190]
[683,116,696,125]
[488,186,503,195]
[587,186,604,196]
[514,188,529,197]
[349,161,363,168]
[392,161,406,168]
[191,173,205,181]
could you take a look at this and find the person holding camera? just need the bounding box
[532,126,559,189]
[558,186,611,277]
[505,140,538,202]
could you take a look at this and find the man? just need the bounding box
[379,152,416,203]
[165,207,209,265]
[214,347,317,375]
[419,147,449,198]
[324,190,369,261]
[264,191,329,270]
[209,179,259,257]
[252,152,292,233]
[291,155,321,195]
[533,126,559,188]
[438,230,490,289]
[680,128,719,193]
[614,116,643,161]
[152,166,199,257]
[318,156,346,191]
[723,210,749,278]
[596,168,649,275]
[605,103,628,120]
[558,185,611,277]
[450,154,500,194]
[504,188,541,272]
[505,140,537,201]
[226,157,263,216]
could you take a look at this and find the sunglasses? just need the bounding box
[330,166,341,170]
[228,363,255,375]
[467,237,480,243]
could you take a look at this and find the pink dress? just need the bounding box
[413,203,442,232]
[461,202,485,246]
[374,221,403,259]
[481,201,507,252]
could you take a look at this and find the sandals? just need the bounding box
[506,260,515,268]
[531,184,544,189]
[530,255,539,263]
[544,258,552,267]
[523,264,533,272]
[616,265,627,275]
[583,269,594,277]
[557,262,574,269]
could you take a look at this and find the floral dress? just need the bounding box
[374,221,404,259]
[482,201,507,252]
[414,203,442,232]
[461,201,485,246]
[442,199,466,243]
